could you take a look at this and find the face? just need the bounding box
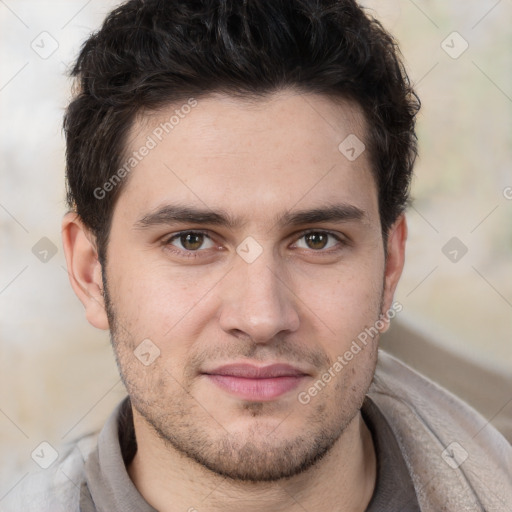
[93,90,402,481]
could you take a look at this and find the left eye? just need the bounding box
[293,231,341,251]
[166,231,215,251]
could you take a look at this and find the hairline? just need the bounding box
[95,89,390,265]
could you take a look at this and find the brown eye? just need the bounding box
[295,231,342,251]
[304,232,329,250]
[180,232,204,250]
[166,231,215,252]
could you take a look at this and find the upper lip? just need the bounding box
[203,363,308,378]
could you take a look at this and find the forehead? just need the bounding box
[114,90,378,226]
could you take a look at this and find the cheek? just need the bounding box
[108,257,220,354]
[296,261,384,339]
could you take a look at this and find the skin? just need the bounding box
[62,90,407,511]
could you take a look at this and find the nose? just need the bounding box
[218,251,300,344]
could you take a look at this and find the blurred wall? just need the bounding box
[1,0,511,498]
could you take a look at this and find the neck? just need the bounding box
[127,410,376,512]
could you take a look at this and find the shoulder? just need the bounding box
[1,432,98,512]
[369,349,512,509]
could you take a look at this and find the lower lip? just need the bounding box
[204,374,306,401]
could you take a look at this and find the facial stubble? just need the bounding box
[101,269,381,482]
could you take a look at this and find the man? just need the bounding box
[5,0,511,510]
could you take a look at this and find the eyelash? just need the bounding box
[163,230,216,259]
[162,229,347,259]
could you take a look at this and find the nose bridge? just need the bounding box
[218,246,299,342]
[244,253,281,305]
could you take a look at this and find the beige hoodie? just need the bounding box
[369,350,512,511]
[2,349,511,511]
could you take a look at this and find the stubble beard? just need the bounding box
[101,271,380,482]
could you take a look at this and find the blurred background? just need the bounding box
[1,0,511,499]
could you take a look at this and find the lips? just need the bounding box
[202,363,309,401]
[204,363,307,378]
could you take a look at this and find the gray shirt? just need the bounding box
[363,398,420,512]
[78,396,420,511]
[4,349,509,511]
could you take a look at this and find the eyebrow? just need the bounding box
[133,203,366,231]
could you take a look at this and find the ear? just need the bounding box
[61,212,109,330]
[379,214,407,333]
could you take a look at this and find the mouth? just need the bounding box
[201,363,310,401]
